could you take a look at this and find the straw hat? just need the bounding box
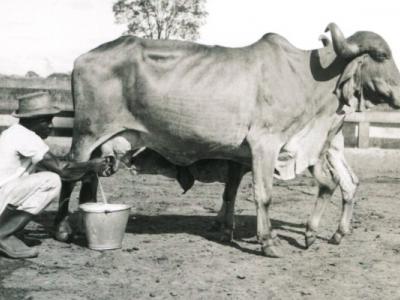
[12,91,61,118]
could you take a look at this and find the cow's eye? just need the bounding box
[371,51,388,62]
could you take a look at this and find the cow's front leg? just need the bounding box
[305,157,338,248]
[54,181,76,242]
[248,134,282,257]
[326,148,358,244]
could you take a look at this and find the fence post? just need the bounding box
[358,121,370,148]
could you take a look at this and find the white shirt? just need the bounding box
[0,124,49,188]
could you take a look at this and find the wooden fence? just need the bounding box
[0,77,73,137]
[1,77,400,148]
[344,112,400,148]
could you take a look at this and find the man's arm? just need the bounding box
[37,151,112,182]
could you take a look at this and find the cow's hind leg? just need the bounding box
[54,181,76,242]
[305,157,338,248]
[248,134,282,257]
[79,173,98,204]
[54,174,99,242]
[75,173,99,235]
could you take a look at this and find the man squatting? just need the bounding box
[0,91,111,259]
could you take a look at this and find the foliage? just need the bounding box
[113,0,208,40]
[25,71,40,78]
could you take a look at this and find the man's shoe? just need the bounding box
[0,235,38,258]
[0,205,38,259]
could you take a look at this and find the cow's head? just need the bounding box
[326,23,400,110]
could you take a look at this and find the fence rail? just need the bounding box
[1,78,400,148]
[344,112,400,148]
[0,77,73,136]
[0,114,74,137]
[0,77,70,91]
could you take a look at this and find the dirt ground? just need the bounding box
[1,149,400,300]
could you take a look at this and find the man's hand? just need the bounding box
[38,152,117,182]
[91,156,115,177]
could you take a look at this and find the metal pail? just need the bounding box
[79,203,131,250]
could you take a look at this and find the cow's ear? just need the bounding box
[176,166,195,194]
[334,55,365,106]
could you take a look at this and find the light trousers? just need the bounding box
[0,171,61,215]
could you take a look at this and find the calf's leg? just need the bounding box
[217,162,245,242]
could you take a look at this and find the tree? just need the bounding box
[113,0,208,41]
[25,71,40,78]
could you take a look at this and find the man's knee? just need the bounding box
[40,172,61,192]
[38,172,61,212]
[10,172,62,215]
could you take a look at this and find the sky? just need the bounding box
[1,0,400,76]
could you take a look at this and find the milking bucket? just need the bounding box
[79,203,131,250]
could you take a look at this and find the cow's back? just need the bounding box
[71,34,310,164]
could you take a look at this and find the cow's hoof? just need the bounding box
[305,231,317,249]
[329,232,343,245]
[262,244,283,258]
[54,231,71,243]
[54,220,73,243]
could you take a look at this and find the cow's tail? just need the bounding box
[70,69,77,111]
[64,70,77,161]
[68,68,92,162]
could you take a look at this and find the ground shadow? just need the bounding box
[33,211,316,253]
[126,214,310,250]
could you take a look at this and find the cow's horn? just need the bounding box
[318,34,331,47]
[325,23,360,58]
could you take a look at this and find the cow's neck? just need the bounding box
[306,45,348,116]
[275,46,348,141]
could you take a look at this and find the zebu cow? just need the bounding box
[56,23,400,257]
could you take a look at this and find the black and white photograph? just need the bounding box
[0,0,399,299]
